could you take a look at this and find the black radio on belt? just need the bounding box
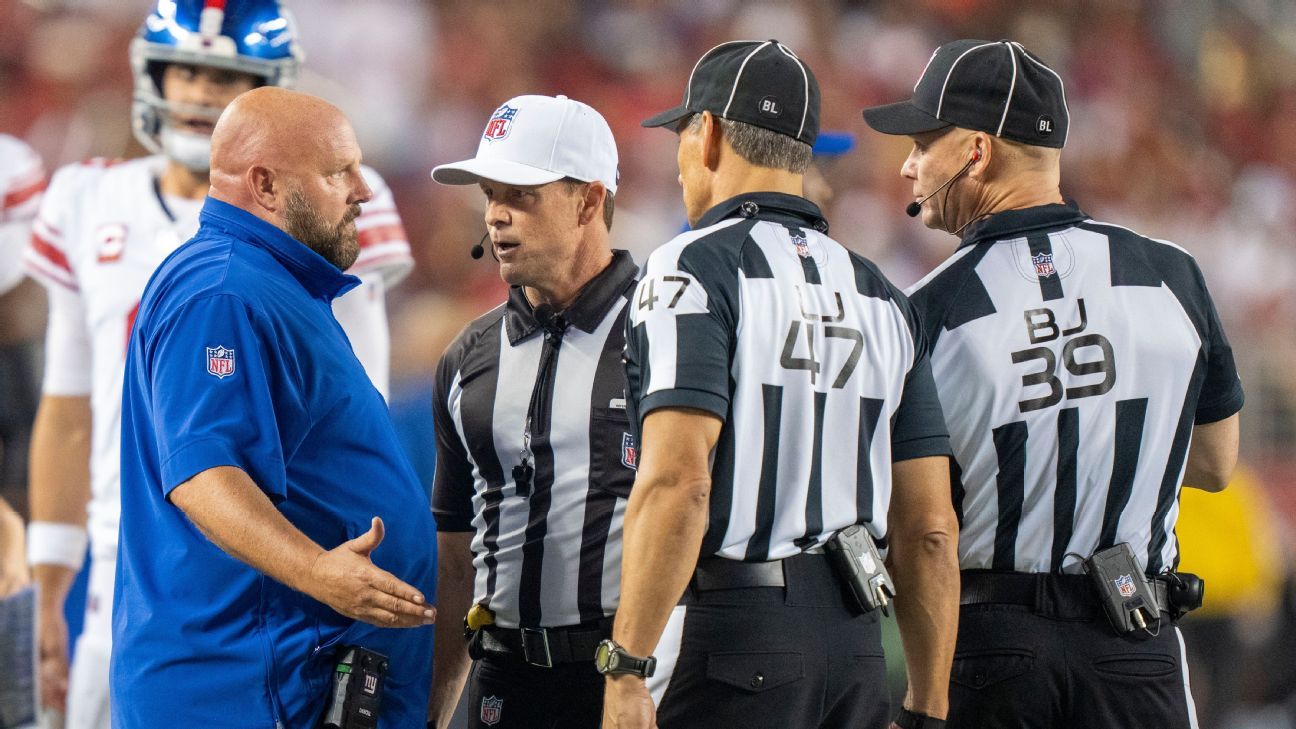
[1162,570,1205,620]
[320,646,388,729]
[1082,544,1159,635]
[824,524,896,616]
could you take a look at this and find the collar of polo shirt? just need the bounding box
[503,249,639,345]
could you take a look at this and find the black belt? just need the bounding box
[692,556,787,590]
[479,616,614,668]
[960,570,1169,617]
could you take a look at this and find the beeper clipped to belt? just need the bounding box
[320,646,388,729]
[1083,543,1160,635]
[825,524,896,616]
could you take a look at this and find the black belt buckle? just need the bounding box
[520,627,554,668]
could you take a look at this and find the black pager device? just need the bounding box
[320,646,388,729]
[825,524,896,616]
[1083,543,1160,635]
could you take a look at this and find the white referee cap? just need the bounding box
[432,94,619,194]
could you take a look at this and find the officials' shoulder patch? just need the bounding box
[206,346,236,379]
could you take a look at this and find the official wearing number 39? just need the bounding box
[864,39,1243,728]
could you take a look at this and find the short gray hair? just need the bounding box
[686,113,813,174]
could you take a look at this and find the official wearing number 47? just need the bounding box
[603,40,959,729]
[864,39,1243,728]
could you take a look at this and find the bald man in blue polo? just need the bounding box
[112,87,436,728]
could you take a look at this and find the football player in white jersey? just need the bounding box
[0,134,46,295]
[0,133,44,605]
[22,3,413,728]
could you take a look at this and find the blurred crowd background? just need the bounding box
[1,0,1294,726]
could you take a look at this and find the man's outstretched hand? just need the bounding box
[307,517,436,628]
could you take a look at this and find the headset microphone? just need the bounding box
[470,233,488,260]
[906,150,980,218]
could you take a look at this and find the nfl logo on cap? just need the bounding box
[206,346,235,379]
[483,104,518,141]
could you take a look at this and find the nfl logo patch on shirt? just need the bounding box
[483,104,518,141]
[791,232,811,259]
[206,346,235,379]
[621,432,637,470]
[1114,574,1137,598]
[1031,251,1056,278]
[480,695,503,726]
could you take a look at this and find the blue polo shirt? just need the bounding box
[112,198,435,729]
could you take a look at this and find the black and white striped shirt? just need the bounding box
[625,193,950,563]
[906,203,1244,576]
[432,251,639,629]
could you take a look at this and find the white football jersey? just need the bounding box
[0,134,45,295]
[23,155,413,557]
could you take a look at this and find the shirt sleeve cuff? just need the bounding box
[160,436,284,501]
[892,435,953,463]
[432,511,475,532]
[1195,384,1244,425]
[639,388,729,421]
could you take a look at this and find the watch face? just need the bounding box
[595,640,613,671]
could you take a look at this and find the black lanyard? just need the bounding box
[513,307,567,497]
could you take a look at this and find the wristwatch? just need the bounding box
[594,639,657,678]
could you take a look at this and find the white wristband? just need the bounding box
[27,521,88,570]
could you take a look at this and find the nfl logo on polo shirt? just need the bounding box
[1032,251,1056,278]
[483,104,518,141]
[621,432,637,470]
[791,232,811,259]
[480,695,503,726]
[206,346,235,379]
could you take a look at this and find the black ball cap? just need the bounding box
[642,39,820,146]
[863,39,1069,149]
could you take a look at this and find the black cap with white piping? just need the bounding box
[862,39,1069,149]
[642,39,820,146]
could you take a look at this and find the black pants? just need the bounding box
[950,573,1197,729]
[464,651,604,729]
[653,553,890,729]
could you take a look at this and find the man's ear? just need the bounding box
[700,111,722,171]
[577,182,605,227]
[967,132,992,181]
[247,165,278,213]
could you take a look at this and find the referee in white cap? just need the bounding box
[864,39,1243,728]
[427,94,639,729]
[603,40,959,729]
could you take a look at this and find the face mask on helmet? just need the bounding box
[130,0,304,166]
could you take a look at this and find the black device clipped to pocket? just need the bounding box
[320,646,388,729]
[1083,543,1160,635]
[825,524,896,616]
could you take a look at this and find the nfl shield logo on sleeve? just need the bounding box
[480,696,503,726]
[1114,574,1137,598]
[483,104,518,141]
[206,346,235,379]
[621,432,638,470]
